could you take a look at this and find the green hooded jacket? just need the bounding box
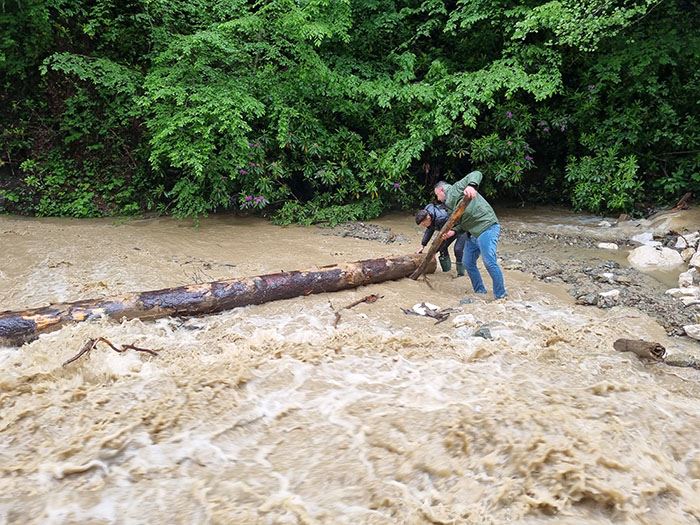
[443,171,498,237]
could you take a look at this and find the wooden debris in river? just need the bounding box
[401,302,459,324]
[613,338,667,361]
[62,337,158,367]
[332,294,383,328]
[613,338,700,370]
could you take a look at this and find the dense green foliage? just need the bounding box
[1,0,698,221]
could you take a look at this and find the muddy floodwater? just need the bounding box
[1,208,699,524]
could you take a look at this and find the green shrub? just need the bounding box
[565,148,642,213]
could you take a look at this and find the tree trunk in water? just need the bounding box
[0,254,435,347]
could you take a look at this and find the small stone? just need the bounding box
[576,293,598,306]
[503,259,523,270]
[597,289,620,308]
[597,242,618,250]
[675,232,700,250]
[681,248,696,263]
[459,297,474,305]
[598,221,612,228]
[679,268,698,289]
[472,326,493,339]
[690,251,700,269]
[618,213,630,222]
[594,272,615,284]
[683,324,700,340]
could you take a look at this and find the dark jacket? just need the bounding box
[420,203,450,247]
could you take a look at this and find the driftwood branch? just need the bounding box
[62,337,158,367]
[410,193,473,280]
[344,294,383,310]
[0,254,435,346]
[332,294,383,328]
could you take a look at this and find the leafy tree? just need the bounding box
[1,0,698,219]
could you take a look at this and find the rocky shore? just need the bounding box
[324,207,700,340]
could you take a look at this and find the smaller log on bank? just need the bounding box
[613,338,666,360]
[0,254,435,347]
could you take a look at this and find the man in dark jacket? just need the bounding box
[434,171,507,299]
[415,203,467,275]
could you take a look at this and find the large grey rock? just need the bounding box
[628,245,684,271]
[683,324,700,341]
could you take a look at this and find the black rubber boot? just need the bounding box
[456,262,466,276]
[438,255,451,272]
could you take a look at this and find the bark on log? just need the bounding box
[0,254,435,347]
[410,193,473,280]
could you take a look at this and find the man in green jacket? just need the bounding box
[435,171,507,299]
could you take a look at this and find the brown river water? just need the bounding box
[1,209,699,524]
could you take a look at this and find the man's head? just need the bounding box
[415,209,432,228]
[434,181,448,202]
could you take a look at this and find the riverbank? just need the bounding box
[322,205,700,338]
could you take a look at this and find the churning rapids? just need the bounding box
[1,208,699,524]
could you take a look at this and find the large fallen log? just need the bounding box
[0,254,435,347]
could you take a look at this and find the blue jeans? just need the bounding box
[462,223,507,299]
[440,231,467,263]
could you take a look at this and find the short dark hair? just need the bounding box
[415,209,429,224]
